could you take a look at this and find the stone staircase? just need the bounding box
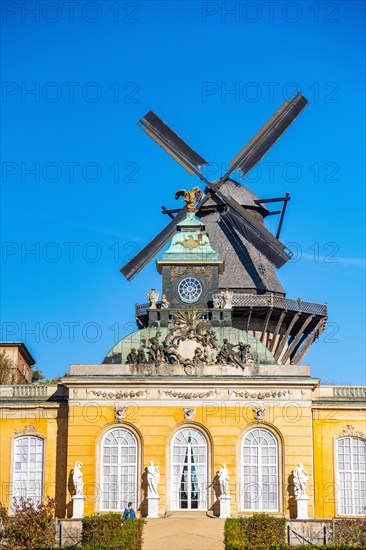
[142,512,225,550]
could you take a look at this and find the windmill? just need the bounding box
[121,93,308,281]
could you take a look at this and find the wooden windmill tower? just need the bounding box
[120,95,327,365]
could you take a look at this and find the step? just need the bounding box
[142,514,225,550]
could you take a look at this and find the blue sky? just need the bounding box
[1,0,365,384]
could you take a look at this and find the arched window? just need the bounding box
[242,428,279,511]
[101,428,138,510]
[12,436,44,503]
[171,427,208,510]
[337,437,366,516]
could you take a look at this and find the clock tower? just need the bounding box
[147,210,225,327]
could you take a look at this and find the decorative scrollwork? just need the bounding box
[231,389,288,399]
[15,424,39,436]
[161,390,216,399]
[87,389,147,399]
[338,425,365,438]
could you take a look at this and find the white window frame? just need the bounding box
[241,427,279,512]
[171,427,208,511]
[336,436,366,516]
[12,435,44,505]
[100,427,138,511]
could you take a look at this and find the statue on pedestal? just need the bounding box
[293,462,308,499]
[218,463,230,496]
[147,460,160,495]
[73,461,84,496]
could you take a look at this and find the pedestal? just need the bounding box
[147,495,160,518]
[219,495,231,518]
[296,495,309,520]
[72,495,85,519]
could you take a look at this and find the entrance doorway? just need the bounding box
[171,427,208,510]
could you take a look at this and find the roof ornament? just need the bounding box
[175,186,202,212]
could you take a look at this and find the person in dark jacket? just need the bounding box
[122,501,136,521]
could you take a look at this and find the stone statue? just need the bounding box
[192,347,205,366]
[293,462,308,499]
[148,331,163,364]
[235,342,254,365]
[161,294,169,309]
[147,289,159,309]
[213,292,224,308]
[218,463,230,496]
[166,343,181,364]
[175,186,202,212]
[222,289,233,309]
[147,460,160,495]
[137,348,146,364]
[126,348,137,364]
[73,461,84,496]
[208,329,218,350]
[217,339,244,370]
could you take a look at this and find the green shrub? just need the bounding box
[81,514,144,550]
[225,514,286,550]
[334,519,366,546]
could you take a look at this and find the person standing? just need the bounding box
[122,501,136,521]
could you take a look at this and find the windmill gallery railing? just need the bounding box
[136,295,327,317]
[232,294,328,316]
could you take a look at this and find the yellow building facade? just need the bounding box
[0,373,365,520]
[1,192,365,522]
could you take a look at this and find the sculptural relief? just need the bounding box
[253,407,266,423]
[183,407,196,421]
[115,406,127,423]
[123,308,257,374]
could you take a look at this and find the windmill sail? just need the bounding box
[227,93,308,178]
[138,111,209,177]
[120,207,187,280]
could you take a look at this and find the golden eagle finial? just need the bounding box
[175,186,202,212]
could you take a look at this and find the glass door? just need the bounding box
[172,427,208,510]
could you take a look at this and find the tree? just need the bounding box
[0,350,17,384]
[31,369,45,383]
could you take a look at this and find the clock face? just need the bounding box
[178,277,202,303]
